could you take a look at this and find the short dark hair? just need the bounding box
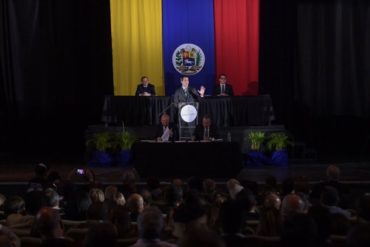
[141,76,148,81]
[180,76,189,81]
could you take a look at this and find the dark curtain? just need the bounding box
[260,0,370,160]
[0,0,113,156]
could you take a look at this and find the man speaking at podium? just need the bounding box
[173,76,205,105]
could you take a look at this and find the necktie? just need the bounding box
[221,84,225,94]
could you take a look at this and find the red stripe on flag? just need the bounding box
[214,0,260,95]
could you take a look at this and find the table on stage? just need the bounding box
[102,95,274,127]
[131,141,244,178]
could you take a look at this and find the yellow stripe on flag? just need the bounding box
[110,0,164,95]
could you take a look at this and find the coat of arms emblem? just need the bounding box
[172,44,205,75]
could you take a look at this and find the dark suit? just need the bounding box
[214,83,234,96]
[193,124,219,141]
[135,83,156,96]
[154,123,178,141]
[173,87,200,105]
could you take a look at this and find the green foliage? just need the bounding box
[113,131,137,150]
[267,132,292,151]
[86,132,112,152]
[248,131,265,151]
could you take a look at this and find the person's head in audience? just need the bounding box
[179,226,225,247]
[0,226,20,247]
[34,163,48,179]
[84,222,117,247]
[4,196,26,217]
[35,207,63,239]
[44,188,62,209]
[127,193,144,220]
[281,194,305,221]
[356,194,370,223]
[89,188,105,203]
[326,165,340,181]
[264,192,281,210]
[137,206,164,240]
[226,179,243,200]
[113,192,126,207]
[280,213,318,247]
[104,186,118,202]
[347,224,370,247]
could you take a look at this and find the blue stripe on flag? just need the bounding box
[162,0,215,96]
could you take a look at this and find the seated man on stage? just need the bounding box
[173,76,205,105]
[135,76,156,96]
[192,115,219,141]
[155,113,177,142]
[214,74,234,96]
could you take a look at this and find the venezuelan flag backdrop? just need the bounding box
[110,0,259,96]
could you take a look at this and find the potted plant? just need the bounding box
[266,132,292,166]
[246,131,266,166]
[86,132,113,167]
[112,130,137,167]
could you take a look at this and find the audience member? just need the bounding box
[127,193,145,222]
[0,225,20,247]
[4,196,34,228]
[35,207,73,247]
[131,206,176,247]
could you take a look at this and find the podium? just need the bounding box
[178,102,199,140]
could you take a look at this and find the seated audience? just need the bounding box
[35,207,73,247]
[131,206,176,247]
